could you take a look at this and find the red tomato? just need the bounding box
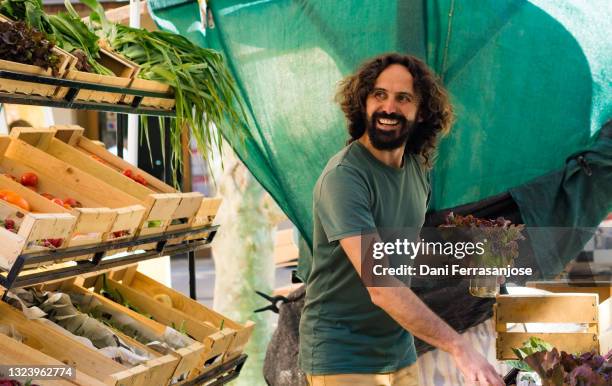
[63,197,82,208]
[122,169,134,178]
[20,172,38,187]
[134,174,147,186]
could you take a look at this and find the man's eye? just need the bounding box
[397,95,411,103]
[374,91,386,100]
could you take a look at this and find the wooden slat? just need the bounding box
[81,279,207,379]
[99,277,219,341]
[0,334,104,386]
[9,126,56,150]
[0,301,134,384]
[5,138,142,208]
[46,135,153,200]
[54,125,85,146]
[527,280,612,303]
[497,332,599,359]
[77,134,177,194]
[496,294,598,324]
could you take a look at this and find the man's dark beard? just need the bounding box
[366,112,415,150]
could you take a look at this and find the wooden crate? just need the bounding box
[0,136,146,253]
[23,126,204,245]
[527,280,612,302]
[0,173,76,270]
[0,300,178,386]
[495,293,612,359]
[106,266,254,371]
[0,15,75,97]
[58,278,206,382]
[56,49,140,104]
[125,78,176,109]
[0,333,104,386]
[184,197,223,241]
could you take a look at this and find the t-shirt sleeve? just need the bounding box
[315,166,376,242]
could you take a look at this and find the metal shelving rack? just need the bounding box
[0,71,246,386]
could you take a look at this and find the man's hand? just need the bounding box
[451,338,504,386]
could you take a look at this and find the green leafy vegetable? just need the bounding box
[82,0,247,185]
[0,20,60,75]
[47,0,112,75]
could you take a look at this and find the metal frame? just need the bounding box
[181,354,248,386]
[0,225,218,291]
[0,69,175,116]
[0,73,247,385]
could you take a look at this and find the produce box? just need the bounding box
[0,332,104,386]
[0,135,146,256]
[495,293,612,359]
[14,126,204,246]
[0,14,75,97]
[124,78,176,109]
[0,173,75,271]
[56,48,140,104]
[184,197,223,241]
[53,278,207,382]
[0,299,178,386]
[99,267,254,374]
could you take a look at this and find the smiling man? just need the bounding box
[299,53,504,386]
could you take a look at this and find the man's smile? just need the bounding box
[376,117,401,131]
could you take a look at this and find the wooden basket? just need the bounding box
[0,332,104,386]
[185,197,223,241]
[0,300,178,386]
[495,293,612,360]
[0,195,74,271]
[0,135,146,255]
[18,126,204,247]
[0,14,75,97]
[106,267,255,371]
[55,49,140,103]
[125,78,176,109]
[53,278,206,382]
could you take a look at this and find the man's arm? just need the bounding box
[340,235,504,386]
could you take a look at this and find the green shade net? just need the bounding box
[148,0,612,278]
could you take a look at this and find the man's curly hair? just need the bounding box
[336,53,454,167]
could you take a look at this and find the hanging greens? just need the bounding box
[81,0,247,183]
[47,0,112,74]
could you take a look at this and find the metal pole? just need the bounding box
[117,113,125,158]
[189,250,197,299]
[126,0,140,166]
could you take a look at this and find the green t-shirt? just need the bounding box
[299,140,430,375]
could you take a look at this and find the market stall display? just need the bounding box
[10,125,204,247]
[0,0,252,384]
[495,293,612,360]
[0,135,146,256]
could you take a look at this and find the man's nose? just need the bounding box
[381,98,398,114]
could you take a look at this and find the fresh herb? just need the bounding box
[82,0,247,185]
[0,20,60,75]
[47,0,112,74]
[510,337,612,385]
[0,0,55,38]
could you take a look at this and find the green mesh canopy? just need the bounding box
[148,0,611,278]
